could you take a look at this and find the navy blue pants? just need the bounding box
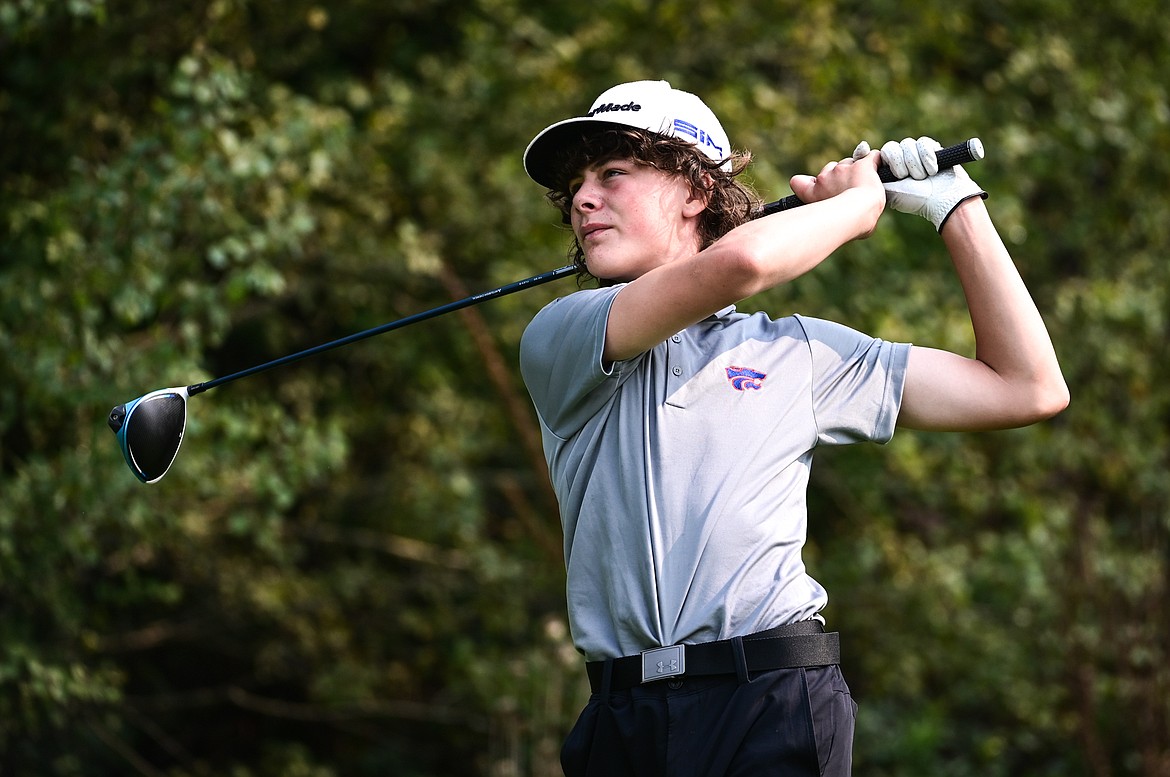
[560,665,856,777]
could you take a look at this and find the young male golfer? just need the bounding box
[518,80,1068,777]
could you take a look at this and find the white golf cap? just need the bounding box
[523,80,732,189]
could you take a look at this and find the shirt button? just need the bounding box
[667,680,684,690]
[671,335,682,343]
[672,366,682,377]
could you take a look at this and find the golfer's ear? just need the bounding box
[683,176,712,217]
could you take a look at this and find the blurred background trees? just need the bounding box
[2,0,1167,774]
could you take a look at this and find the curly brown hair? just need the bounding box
[542,128,761,283]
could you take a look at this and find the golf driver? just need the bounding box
[109,138,984,483]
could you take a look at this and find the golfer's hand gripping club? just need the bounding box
[857,136,988,232]
[759,137,985,219]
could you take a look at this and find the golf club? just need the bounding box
[109,138,984,483]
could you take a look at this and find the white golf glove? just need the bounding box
[852,136,987,232]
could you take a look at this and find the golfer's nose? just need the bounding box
[573,176,602,214]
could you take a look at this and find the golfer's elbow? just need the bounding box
[722,250,775,298]
[703,233,796,299]
[1040,375,1071,419]
[1017,371,1071,424]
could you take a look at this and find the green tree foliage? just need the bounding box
[1,0,1167,774]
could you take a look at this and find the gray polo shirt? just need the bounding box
[520,285,910,661]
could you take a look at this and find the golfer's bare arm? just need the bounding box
[603,153,887,363]
[896,198,1069,431]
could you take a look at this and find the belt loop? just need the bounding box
[731,636,749,684]
[601,658,614,697]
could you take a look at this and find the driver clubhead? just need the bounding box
[108,387,189,484]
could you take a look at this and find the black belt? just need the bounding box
[586,620,840,693]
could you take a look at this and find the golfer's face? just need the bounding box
[569,160,699,282]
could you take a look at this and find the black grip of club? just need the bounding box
[757,138,985,217]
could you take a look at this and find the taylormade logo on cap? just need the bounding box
[523,79,733,189]
[588,102,642,116]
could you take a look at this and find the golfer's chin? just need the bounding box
[584,254,639,285]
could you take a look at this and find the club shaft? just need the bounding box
[188,264,577,396]
[187,138,983,396]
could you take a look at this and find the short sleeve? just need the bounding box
[519,286,627,439]
[794,314,911,445]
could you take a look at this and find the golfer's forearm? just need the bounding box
[714,188,882,295]
[941,200,1069,414]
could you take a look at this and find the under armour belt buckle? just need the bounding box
[640,644,686,683]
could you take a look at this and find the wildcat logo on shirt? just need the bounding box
[725,365,767,391]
